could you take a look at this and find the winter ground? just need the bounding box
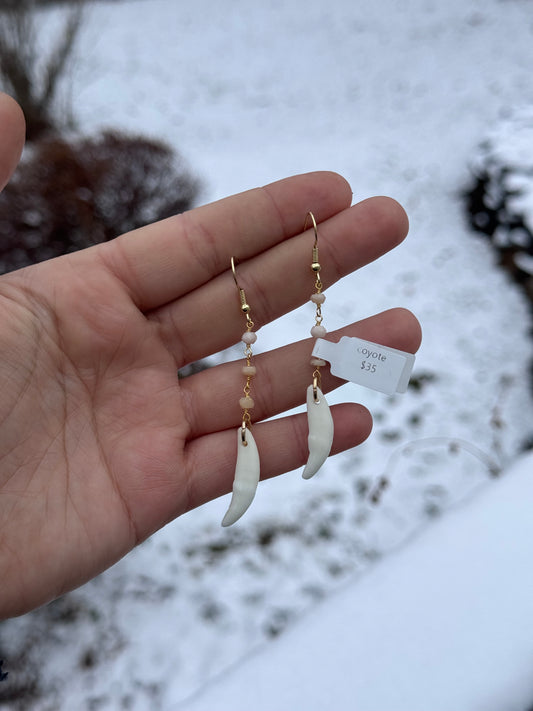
[181,450,533,711]
[2,0,533,709]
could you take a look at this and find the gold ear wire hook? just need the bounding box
[304,212,320,272]
[230,256,240,287]
[231,256,251,316]
[304,211,318,242]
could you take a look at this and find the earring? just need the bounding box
[221,257,261,527]
[303,212,334,479]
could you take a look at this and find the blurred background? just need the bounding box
[1,0,533,709]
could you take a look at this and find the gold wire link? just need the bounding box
[241,411,252,443]
[312,368,321,403]
[241,419,248,445]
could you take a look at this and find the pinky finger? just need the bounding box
[183,402,372,515]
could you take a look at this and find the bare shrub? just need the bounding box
[0,131,201,273]
[0,0,84,140]
[0,646,41,710]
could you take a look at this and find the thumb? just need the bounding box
[0,93,26,192]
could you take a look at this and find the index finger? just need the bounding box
[0,93,25,192]
[98,171,352,311]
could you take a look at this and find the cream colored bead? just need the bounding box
[311,293,326,304]
[241,331,257,344]
[310,357,326,367]
[311,325,327,338]
[242,365,257,376]
[239,396,255,409]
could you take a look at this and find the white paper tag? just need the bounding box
[312,336,416,395]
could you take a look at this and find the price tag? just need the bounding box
[312,336,415,395]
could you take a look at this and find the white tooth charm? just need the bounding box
[221,427,260,527]
[302,384,334,479]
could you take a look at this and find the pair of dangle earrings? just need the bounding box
[221,212,334,527]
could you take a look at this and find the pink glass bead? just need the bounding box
[241,331,257,344]
[311,293,326,304]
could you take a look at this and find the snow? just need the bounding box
[2,0,533,709]
[179,451,533,711]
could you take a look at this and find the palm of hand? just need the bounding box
[0,257,191,613]
[0,93,421,617]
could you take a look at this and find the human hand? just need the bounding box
[0,93,421,618]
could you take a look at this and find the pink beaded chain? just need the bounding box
[231,257,257,445]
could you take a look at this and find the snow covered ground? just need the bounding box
[180,450,533,711]
[2,0,533,709]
